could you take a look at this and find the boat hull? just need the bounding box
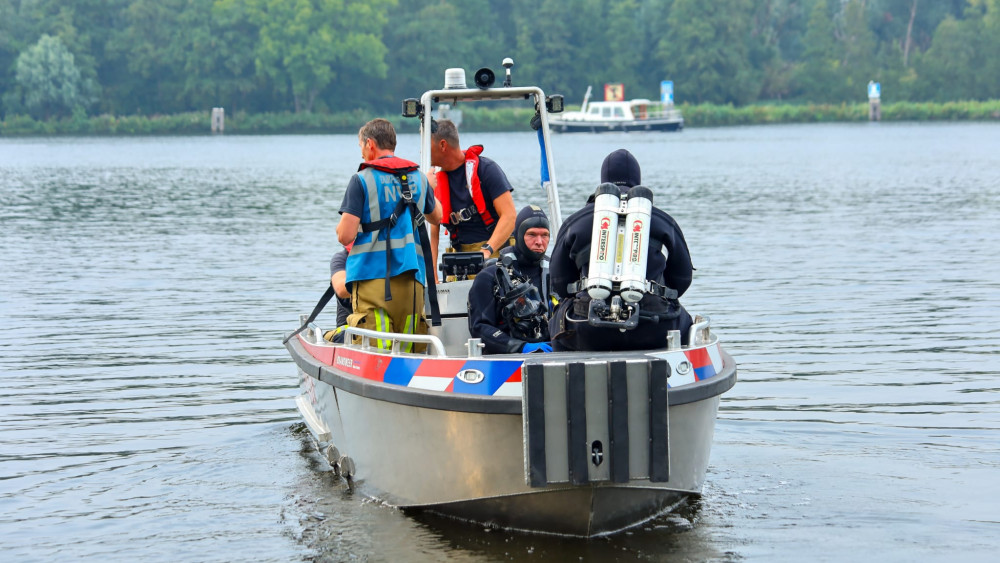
[288,334,735,536]
[548,117,683,133]
[415,484,689,536]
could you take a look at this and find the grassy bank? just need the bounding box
[681,99,1000,126]
[2,100,999,136]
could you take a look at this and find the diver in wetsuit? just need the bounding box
[467,205,554,354]
[548,149,694,351]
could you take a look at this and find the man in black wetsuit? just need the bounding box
[548,148,694,351]
[467,205,554,354]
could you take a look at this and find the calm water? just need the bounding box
[1,123,998,562]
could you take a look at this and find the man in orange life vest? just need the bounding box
[428,119,516,279]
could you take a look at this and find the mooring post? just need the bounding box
[867,81,881,122]
[211,107,225,133]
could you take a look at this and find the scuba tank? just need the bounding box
[619,186,653,303]
[585,183,623,300]
[578,184,656,330]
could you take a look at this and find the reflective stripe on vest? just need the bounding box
[345,167,428,286]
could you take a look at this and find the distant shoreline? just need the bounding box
[2,100,998,137]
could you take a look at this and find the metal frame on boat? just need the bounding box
[285,63,734,537]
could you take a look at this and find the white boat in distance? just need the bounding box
[549,85,684,133]
[285,63,731,537]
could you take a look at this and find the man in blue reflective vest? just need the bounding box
[336,118,443,350]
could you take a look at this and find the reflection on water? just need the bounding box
[1,123,998,561]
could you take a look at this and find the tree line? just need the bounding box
[2,0,999,121]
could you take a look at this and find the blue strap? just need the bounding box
[536,128,550,184]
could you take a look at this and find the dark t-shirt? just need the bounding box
[329,250,351,327]
[339,161,437,219]
[443,155,513,245]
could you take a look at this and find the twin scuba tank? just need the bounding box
[586,183,654,304]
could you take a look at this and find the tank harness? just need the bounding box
[355,159,440,327]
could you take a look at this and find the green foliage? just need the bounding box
[912,0,1000,101]
[4,101,999,136]
[881,99,1000,120]
[0,0,23,112]
[795,0,840,101]
[656,0,761,105]
[515,0,600,98]
[8,34,96,119]
[678,99,1000,126]
[219,0,394,113]
[681,101,864,126]
[2,0,999,121]
[460,107,537,132]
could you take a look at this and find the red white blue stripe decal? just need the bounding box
[301,336,721,395]
[650,342,725,387]
[305,340,522,396]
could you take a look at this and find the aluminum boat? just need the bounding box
[285,63,734,537]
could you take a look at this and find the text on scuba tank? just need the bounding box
[597,217,611,262]
[630,220,644,262]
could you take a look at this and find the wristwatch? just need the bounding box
[480,243,494,256]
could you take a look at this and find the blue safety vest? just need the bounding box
[345,158,429,287]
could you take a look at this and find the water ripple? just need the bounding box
[2,125,999,561]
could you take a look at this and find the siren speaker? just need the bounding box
[473,67,495,89]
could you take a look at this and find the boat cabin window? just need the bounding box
[602,107,612,118]
[589,107,601,116]
[613,106,625,118]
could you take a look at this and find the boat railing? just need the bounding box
[299,314,711,358]
[343,326,448,357]
[689,315,712,347]
[640,105,682,120]
[295,314,448,356]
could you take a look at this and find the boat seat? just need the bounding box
[427,280,475,356]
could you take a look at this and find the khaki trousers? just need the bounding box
[348,271,427,352]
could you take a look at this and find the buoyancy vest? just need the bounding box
[435,145,495,241]
[346,157,429,287]
[495,255,552,342]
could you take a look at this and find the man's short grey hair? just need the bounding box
[431,119,460,147]
[359,118,396,151]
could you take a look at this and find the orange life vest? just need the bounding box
[435,145,495,241]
